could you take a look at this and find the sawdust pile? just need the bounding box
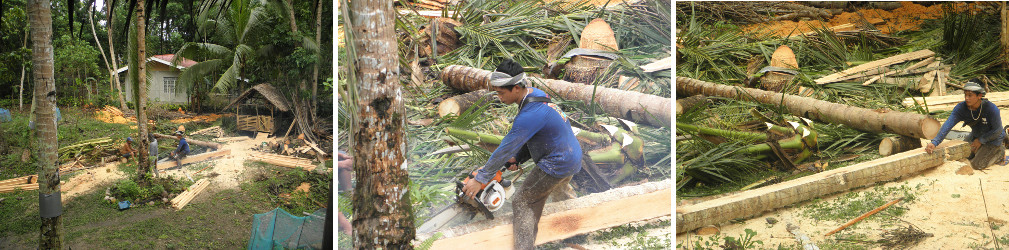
[170,114,228,124]
[95,106,135,124]
[744,2,976,37]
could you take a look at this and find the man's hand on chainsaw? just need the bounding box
[506,157,520,171]
[462,178,485,200]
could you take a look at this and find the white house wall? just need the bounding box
[122,69,189,104]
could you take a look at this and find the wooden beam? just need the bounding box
[171,178,211,210]
[421,180,671,248]
[676,141,970,234]
[248,152,316,171]
[156,149,231,170]
[0,183,39,193]
[816,50,935,84]
[153,133,222,150]
[0,175,37,187]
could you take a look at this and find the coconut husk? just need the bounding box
[579,18,619,51]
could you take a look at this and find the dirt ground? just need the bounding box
[157,132,277,190]
[61,162,124,202]
[676,105,1009,249]
[743,2,978,37]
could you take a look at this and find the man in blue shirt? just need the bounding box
[462,59,583,249]
[169,130,191,167]
[926,79,1006,170]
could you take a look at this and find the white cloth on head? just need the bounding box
[490,72,526,87]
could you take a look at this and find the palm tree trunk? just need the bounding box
[28,0,64,247]
[312,0,322,121]
[19,34,27,110]
[1002,2,1009,69]
[350,0,415,248]
[88,3,114,96]
[136,0,151,174]
[108,2,127,111]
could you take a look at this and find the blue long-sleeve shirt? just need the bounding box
[931,100,1005,147]
[175,138,191,155]
[475,87,583,184]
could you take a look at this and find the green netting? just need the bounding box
[248,207,326,249]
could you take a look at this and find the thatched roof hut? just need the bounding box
[223,83,292,112]
[224,83,293,135]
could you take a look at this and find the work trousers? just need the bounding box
[512,166,572,250]
[971,143,1005,170]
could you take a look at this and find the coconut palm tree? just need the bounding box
[173,0,269,93]
[27,0,64,247]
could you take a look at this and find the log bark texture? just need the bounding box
[349,0,416,247]
[563,55,613,84]
[442,65,671,127]
[437,90,495,117]
[28,0,63,246]
[677,141,970,234]
[677,77,941,139]
[878,136,921,156]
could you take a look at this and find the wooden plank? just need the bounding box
[676,141,970,234]
[816,50,934,84]
[0,183,40,193]
[0,175,36,187]
[427,185,671,249]
[171,179,211,210]
[249,153,316,171]
[156,149,231,170]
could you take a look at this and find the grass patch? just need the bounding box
[243,161,332,216]
[677,229,762,249]
[802,183,925,224]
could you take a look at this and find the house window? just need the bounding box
[164,77,177,96]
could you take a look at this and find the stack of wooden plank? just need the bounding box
[171,178,211,210]
[192,126,224,137]
[902,91,1009,111]
[814,49,956,97]
[248,152,317,171]
[0,175,39,193]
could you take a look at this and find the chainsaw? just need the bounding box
[417,162,522,234]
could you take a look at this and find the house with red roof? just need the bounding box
[116,54,198,104]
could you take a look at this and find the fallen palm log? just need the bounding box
[437,90,495,117]
[156,149,231,170]
[815,50,935,84]
[879,136,921,156]
[248,152,317,171]
[171,178,211,210]
[214,136,250,143]
[676,77,941,139]
[676,141,969,234]
[153,133,222,150]
[676,95,709,114]
[442,65,671,127]
[420,179,671,247]
[0,175,37,187]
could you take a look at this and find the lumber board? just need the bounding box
[249,154,316,171]
[0,175,36,187]
[0,183,40,193]
[816,50,934,84]
[640,56,672,73]
[676,141,970,234]
[171,179,211,210]
[427,186,671,249]
[156,149,231,170]
[249,152,313,163]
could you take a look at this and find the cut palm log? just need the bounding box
[677,77,941,139]
[437,90,495,117]
[564,55,614,84]
[171,178,211,210]
[420,180,670,247]
[0,175,38,187]
[903,91,1009,111]
[815,50,934,84]
[418,18,463,58]
[677,141,970,234]
[879,136,921,156]
[761,45,798,92]
[442,65,671,127]
[676,94,709,114]
[153,133,222,150]
[249,152,317,171]
[156,149,231,170]
[578,18,618,51]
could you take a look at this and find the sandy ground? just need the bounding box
[676,106,1009,249]
[61,163,125,201]
[157,133,277,190]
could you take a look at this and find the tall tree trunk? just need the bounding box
[676,77,941,139]
[1002,2,1009,69]
[19,34,28,110]
[312,0,322,122]
[88,2,113,95]
[441,65,672,127]
[107,2,127,111]
[350,0,415,248]
[28,0,64,247]
[136,0,151,174]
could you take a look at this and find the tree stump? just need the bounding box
[563,55,613,84]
